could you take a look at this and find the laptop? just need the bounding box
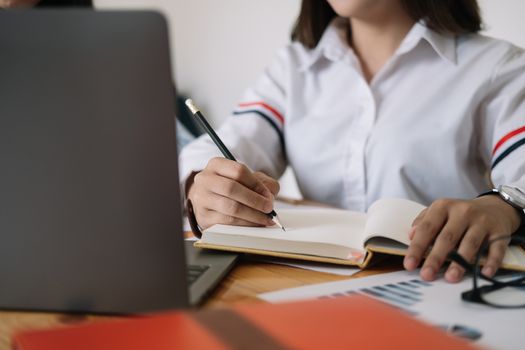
[0,10,237,314]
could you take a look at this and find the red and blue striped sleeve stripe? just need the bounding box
[233,101,285,149]
[491,125,525,169]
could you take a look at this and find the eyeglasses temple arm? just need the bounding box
[447,251,473,271]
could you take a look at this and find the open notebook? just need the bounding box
[195,198,525,270]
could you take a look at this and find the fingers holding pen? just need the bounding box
[202,192,274,227]
[190,177,273,229]
[253,171,280,197]
[201,208,270,228]
[189,158,279,229]
[184,101,283,230]
[194,172,273,215]
[204,158,275,211]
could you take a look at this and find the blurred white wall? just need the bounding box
[479,0,525,48]
[96,0,301,126]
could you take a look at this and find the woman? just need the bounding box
[181,0,525,283]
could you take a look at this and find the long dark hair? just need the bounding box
[37,0,93,7]
[292,0,482,49]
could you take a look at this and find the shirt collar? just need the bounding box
[299,19,457,72]
[397,21,457,64]
[299,17,350,71]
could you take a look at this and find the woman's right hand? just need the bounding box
[187,157,280,230]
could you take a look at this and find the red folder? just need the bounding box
[14,295,477,350]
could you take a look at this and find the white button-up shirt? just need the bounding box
[180,18,525,212]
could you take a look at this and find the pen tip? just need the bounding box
[271,215,286,232]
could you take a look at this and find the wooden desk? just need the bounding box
[0,256,401,349]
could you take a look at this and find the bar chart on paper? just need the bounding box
[259,270,525,350]
[316,277,481,340]
[338,278,431,310]
[261,272,432,314]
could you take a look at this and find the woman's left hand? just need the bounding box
[403,195,522,282]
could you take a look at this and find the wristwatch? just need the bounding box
[479,185,525,236]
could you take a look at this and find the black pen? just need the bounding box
[185,99,286,231]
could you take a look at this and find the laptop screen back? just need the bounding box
[0,10,189,314]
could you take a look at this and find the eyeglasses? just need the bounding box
[447,235,525,309]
